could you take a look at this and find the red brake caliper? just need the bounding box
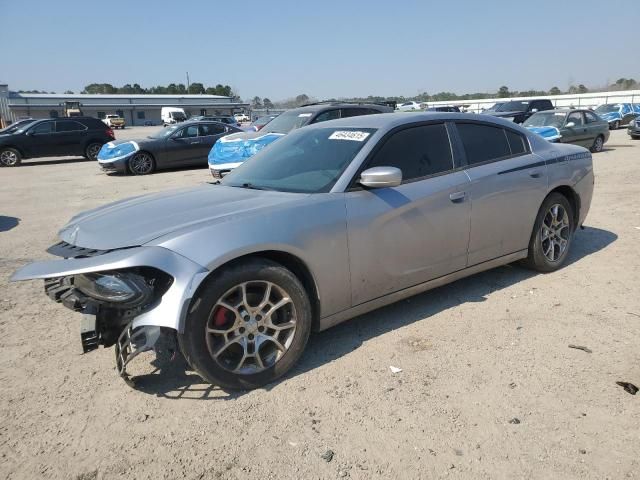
[214,306,231,327]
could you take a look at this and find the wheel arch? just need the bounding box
[0,145,26,159]
[185,250,322,332]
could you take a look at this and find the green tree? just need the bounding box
[263,98,274,109]
[577,84,588,94]
[63,90,74,94]
[549,86,562,95]
[252,96,262,108]
[188,82,205,94]
[497,86,510,98]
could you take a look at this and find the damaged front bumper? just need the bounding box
[12,245,209,383]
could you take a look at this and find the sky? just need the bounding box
[2,0,639,101]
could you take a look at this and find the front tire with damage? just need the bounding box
[178,258,312,389]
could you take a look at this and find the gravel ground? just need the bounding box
[1,129,639,480]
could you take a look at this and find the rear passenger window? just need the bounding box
[56,120,87,132]
[505,129,527,155]
[199,123,226,136]
[585,111,599,123]
[456,123,511,166]
[312,110,340,123]
[340,108,369,118]
[367,124,453,182]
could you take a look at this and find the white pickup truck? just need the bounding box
[102,114,125,129]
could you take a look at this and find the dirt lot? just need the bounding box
[1,129,639,480]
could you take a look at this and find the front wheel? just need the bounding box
[178,259,312,389]
[0,147,21,167]
[522,193,575,272]
[590,135,604,153]
[128,152,155,175]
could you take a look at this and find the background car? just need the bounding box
[483,98,554,123]
[396,101,421,111]
[12,112,594,389]
[594,103,640,129]
[0,117,114,167]
[523,109,609,152]
[97,121,241,175]
[190,115,240,127]
[208,102,393,178]
[234,113,250,123]
[0,118,37,135]
[425,106,461,112]
[250,115,279,131]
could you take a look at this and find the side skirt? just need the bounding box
[318,250,528,331]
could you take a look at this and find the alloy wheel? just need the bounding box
[86,143,101,160]
[0,150,18,166]
[130,153,153,174]
[540,204,570,262]
[593,136,604,152]
[205,281,297,374]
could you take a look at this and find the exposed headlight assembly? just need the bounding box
[74,272,153,306]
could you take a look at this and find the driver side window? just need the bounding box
[312,110,340,124]
[31,122,54,135]
[567,112,584,126]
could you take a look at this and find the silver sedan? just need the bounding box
[12,113,594,389]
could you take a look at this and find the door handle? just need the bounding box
[449,191,466,203]
[190,141,200,144]
[529,171,543,178]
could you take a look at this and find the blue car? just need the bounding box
[207,102,393,178]
[594,103,640,130]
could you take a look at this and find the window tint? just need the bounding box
[181,125,199,137]
[56,120,87,132]
[566,112,584,126]
[367,124,453,182]
[199,123,226,136]
[340,108,379,118]
[584,111,600,123]
[457,123,511,165]
[505,129,527,155]
[312,109,340,123]
[31,122,54,135]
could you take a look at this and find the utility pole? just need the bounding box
[186,72,190,93]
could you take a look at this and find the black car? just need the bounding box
[425,106,461,112]
[484,99,554,124]
[628,117,640,139]
[0,117,115,167]
[97,121,241,175]
[190,115,240,127]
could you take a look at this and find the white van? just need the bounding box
[161,107,187,126]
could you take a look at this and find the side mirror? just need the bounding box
[565,122,575,128]
[359,166,402,188]
[530,108,539,113]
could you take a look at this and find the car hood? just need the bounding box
[485,110,523,117]
[208,131,285,165]
[58,185,304,250]
[525,126,562,141]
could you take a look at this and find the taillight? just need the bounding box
[106,128,114,138]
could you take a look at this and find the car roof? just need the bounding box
[288,102,392,114]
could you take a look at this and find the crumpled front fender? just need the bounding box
[11,246,209,332]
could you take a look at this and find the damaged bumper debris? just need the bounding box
[12,243,209,384]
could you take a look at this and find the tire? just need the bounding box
[590,135,604,153]
[85,142,102,161]
[0,147,21,167]
[631,135,639,140]
[178,258,312,390]
[611,121,620,130]
[522,193,575,273]
[128,151,155,175]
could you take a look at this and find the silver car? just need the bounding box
[11,113,594,389]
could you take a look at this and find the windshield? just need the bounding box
[261,110,313,134]
[595,104,619,114]
[148,124,181,139]
[0,120,36,133]
[523,111,566,128]
[220,127,377,193]
[496,101,529,112]
[483,103,504,112]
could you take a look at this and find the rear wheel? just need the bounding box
[590,135,604,153]
[178,259,312,389]
[85,142,102,161]
[0,148,21,167]
[522,193,575,272]
[128,152,155,175]
[611,120,620,130]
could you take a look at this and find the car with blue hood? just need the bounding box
[594,103,640,129]
[207,102,393,178]
[523,109,609,153]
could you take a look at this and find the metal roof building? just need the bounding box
[0,85,249,126]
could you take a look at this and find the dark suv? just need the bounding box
[0,117,115,167]
[484,99,554,124]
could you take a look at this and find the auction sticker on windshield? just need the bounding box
[329,131,371,141]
